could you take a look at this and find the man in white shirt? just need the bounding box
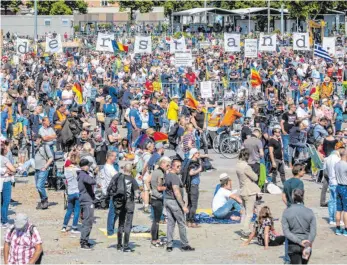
[62,84,74,106]
[296,98,309,120]
[212,173,243,220]
[99,151,118,236]
[96,66,105,84]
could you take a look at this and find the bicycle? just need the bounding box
[219,132,242,159]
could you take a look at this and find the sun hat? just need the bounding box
[219,173,229,181]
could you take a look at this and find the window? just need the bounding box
[62,19,69,26]
[101,0,108,6]
[44,19,51,26]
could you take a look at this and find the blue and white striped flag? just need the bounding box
[314,44,332,62]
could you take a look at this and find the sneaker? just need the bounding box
[22,171,28,177]
[116,244,123,251]
[166,247,173,252]
[181,245,195,252]
[71,229,80,234]
[61,227,67,232]
[81,244,93,250]
[320,203,328,208]
[123,246,134,252]
[336,228,343,235]
[343,230,347,237]
[143,207,150,214]
[329,221,336,225]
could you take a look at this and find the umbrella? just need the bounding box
[153,132,168,143]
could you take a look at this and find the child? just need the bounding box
[242,206,285,249]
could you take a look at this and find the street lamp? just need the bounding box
[248,9,251,34]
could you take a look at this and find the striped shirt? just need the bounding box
[5,225,43,265]
[182,132,196,153]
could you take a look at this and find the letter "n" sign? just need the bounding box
[258,33,276,52]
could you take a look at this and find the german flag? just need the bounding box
[72,82,83,104]
[185,90,199,110]
[250,68,262,88]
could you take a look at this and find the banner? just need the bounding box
[134,36,152,54]
[200,81,213,98]
[45,34,62,53]
[199,41,210,49]
[170,37,186,53]
[323,37,335,55]
[16,38,30,55]
[224,33,240,52]
[293,33,310,51]
[175,50,192,67]
[96,33,114,52]
[244,39,258,58]
[258,33,276,52]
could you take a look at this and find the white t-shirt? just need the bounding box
[212,187,236,212]
[96,67,105,79]
[99,163,117,195]
[296,107,308,119]
[62,89,73,105]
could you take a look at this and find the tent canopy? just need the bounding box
[172,8,240,16]
[230,7,289,15]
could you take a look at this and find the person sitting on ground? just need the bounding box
[212,173,243,220]
[242,206,285,249]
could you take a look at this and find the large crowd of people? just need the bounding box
[1,31,347,264]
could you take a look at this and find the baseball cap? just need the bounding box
[299,97,305,103]
[219,173,229,181]
[106,95,112,100]
[14,213,28,230]
[189,148,199,159]
[155,142,164,149]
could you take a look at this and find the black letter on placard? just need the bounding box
[174,40,182,50]
[296,34,306,49]
[227,37,237,47]
[139,40,148,50]
[49,39,58,49]
[17,41,28,54]
[261,36,273,46]
[100,38,111,47]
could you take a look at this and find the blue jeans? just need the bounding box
[107,198,118,236]
[281,134,290,163]
[35,169,49,201]
[63,193,80,228]
[1,181,12,224]
[291,90,300,105]
[195,130,201,150]
[335,120,343,132]
[213,199,242,219]
[328,185,337,223]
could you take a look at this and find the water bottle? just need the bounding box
[302,242,311,260]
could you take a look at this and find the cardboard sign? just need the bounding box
[323,37,336,55]
[45,34,63,53]
[244,39,258,58]
[200,81,213,98]
[96,33,114,52]
[134,36,152,54]
[224,33,240,52]
[293,33,310,51]
[170,37,186,53]
[175,50,192,67]
[258,33,276,52]
[16,38,31,55]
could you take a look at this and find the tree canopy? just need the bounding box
[25,0,87,15]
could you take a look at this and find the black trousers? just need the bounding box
[320,174,329,205]
[116,200,135,247]
[151,199,163,241]
[187,184,199,222]
[80,203,94,244]
[271,159,286,185]
[288,244,311,264]
[249,163,260,177]
[268,235,285,246]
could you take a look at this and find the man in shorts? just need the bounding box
[335,149,347,236]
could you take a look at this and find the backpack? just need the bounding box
[180,159,192,190]
[307,125,316,144]
[9,225,44,264]
[107,173,127,202]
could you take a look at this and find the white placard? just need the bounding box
[292,33,310,51]
[323,37,336,56]
[200,81,213,99]
[244,39,258,58]
[224,33,240,52]
[335,47,344,58]
[134,36,152,54]
[13,55,19,65]
[16,38,30,55]
[258,33,276,51]
[96,33,114,52]
[45,34,63,53]
[170,37,186,53]
[199,41,210,49]
[175,50,192,67]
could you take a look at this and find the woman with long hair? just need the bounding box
[242,206,285,249]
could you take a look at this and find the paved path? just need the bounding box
[1,145,346,264]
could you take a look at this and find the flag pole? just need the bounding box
[312,39,314,61]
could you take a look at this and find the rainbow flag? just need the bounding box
[250,68,262,88]
[112,40,128,53]
[185,90,199,110]
[72,82,83,104]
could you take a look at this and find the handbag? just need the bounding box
[96,112,105,123]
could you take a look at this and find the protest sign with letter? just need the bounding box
[45,34,63,53]
[293,33,310,50]
[134,36,152,54]
[170,37,186,53]
[258,33,276,52]
[224,33,240,52]
[96,33,114,52]
[175,50,192,67]
[244,39,258,58]
[16,38,30,55]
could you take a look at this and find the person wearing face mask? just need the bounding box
[4,213,43,264]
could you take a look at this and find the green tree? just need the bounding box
[1,0,22,15]
[26,0,87,15]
